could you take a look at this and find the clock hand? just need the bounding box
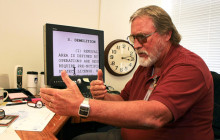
[121,56,130,59]
[121,56,135,61]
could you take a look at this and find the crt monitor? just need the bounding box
[44,23,104,88]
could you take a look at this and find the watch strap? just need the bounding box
[82,98,89,105]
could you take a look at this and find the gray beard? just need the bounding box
[137,39,165,67]
[139,55,157,67]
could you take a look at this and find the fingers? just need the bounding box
[90,81,106,91]
[40,88,54,103]
[40,87,59,106]
[90,84,107,99]
[40,88,57,96]
[61,70,77,89]
[41,93,52,104]
[97,69,103,81]
[90,71,106,100]
[91,88,107,95]
[40,88,67,115]
[43,101,56,114]
[40,79,83,116]
[90,79,104,86]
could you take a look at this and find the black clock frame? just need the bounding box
[104,39,137,76]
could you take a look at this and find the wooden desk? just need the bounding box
[16,114,70,140]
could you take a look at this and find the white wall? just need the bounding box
[0,0,100,89]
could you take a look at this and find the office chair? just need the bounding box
[211,71,220,140]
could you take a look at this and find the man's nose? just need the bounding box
[133,38,142,49]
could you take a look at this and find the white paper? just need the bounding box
[0,104,55,131]
[0,126,7,134]
[0,126,20,140]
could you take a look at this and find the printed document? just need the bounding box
[0,104,55,131]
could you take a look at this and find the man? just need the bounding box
[40,5,214,140]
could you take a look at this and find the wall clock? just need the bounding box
[104,39,137,76]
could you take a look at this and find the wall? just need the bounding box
[100,0,162,91]
[0,0,100,89]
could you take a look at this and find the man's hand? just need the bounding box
[90,69,107,100]
[40,70,84,116]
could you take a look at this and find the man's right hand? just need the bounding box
[90,69,107,100]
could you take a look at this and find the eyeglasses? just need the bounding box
[127,32,156,45]
[0,109,5,120]
[27,101,44,108]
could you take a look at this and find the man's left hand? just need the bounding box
[40,70,84,116]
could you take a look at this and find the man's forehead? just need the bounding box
[131,16,155,34]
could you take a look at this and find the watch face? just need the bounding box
[105,40,137,76]
[79,106,90,117]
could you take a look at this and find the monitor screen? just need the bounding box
[44,23,104,88]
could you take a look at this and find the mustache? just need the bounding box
[135,49,149,55]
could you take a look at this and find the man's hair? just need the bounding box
[130,5,181,45]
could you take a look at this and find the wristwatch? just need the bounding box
[78,98,90,118]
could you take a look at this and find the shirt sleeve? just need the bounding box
[149,65,208,121]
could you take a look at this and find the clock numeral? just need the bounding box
[117,45,120,49]
[122,44,126,49]
[130,51,133,56]
[115,66,118,70]
[112,50,117,54]
[111,61,115,65]
[125,67,128,71]
[110,55,114,59]
[120,68,123,72]
[129,63,133,67]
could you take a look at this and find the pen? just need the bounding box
[25,98,41,103]
[12,99,24,102]
[6,102,27,106]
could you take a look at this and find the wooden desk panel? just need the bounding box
[16,114,70,140]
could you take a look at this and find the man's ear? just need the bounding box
[165,31,172,41]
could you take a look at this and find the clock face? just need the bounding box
[105,40,137,76]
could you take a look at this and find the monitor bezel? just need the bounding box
[44,23,104,88]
